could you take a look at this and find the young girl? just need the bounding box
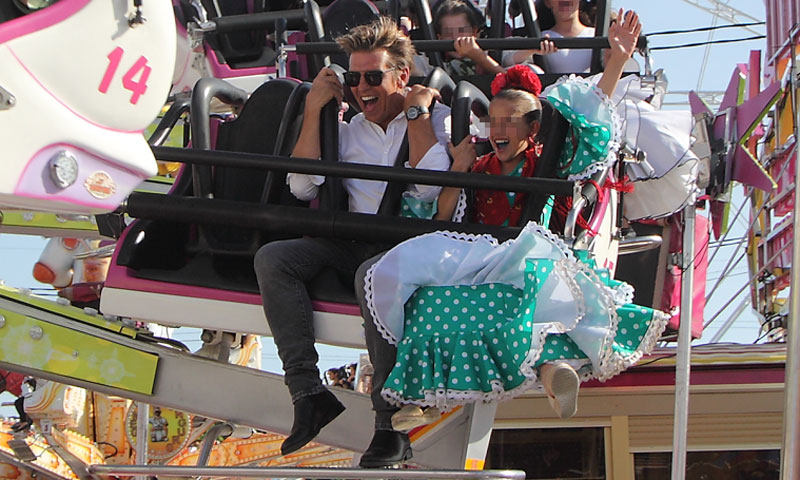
[504,0,626,74]
[361,10,667,432]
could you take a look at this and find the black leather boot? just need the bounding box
[358,430,412,468]
[281,389,345,455]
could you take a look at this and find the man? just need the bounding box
[253,17,451,463]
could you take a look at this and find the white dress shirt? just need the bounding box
[288,104,452,214]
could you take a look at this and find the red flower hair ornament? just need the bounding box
[490,64,542,97]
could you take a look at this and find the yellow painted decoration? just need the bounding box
[0,310,157,394]
[0,211,97,233]
[125,405,192,461]
[0,285,138,338]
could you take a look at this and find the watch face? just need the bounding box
[407,107,419,120]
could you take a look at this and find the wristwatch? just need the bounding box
[405,105,430,121]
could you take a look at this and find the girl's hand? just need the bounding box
[454,36,484,61]
[513,35,556,65]
[448,135,477,172]
[534,35,557,56]
[607,9,642,61]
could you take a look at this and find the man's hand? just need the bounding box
[607,9,641,62]
[305,67,343,112]
[404,84,441,111]
[448,135,477,173]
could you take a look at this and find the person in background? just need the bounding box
[504,0,594,73]
[414,0,504,76]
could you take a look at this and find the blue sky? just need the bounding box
[0,0,769,414]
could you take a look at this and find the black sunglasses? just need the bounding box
[343,69,395,87]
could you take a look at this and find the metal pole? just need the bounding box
[87,465,527,479]
[780,33,800,480]
[196,423,233,466]
[671,204,696,480]
[135,402,149,480]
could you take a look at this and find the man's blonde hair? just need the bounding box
[336,17,416,71]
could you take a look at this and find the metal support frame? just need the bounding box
[87,465,526,479]
[462,402,498,470]
[135,402,148,480]
[781,28,800,479]
[671,204,696,480]
[196,423,234,466]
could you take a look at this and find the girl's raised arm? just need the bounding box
[596,9,642,97]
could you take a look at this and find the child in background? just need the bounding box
[414,0,504,76]
[504,0,595,73]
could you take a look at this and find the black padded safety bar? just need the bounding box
[261,82,311,204]
[304,0,329,77]
[151,146,575,195]
[213,8,307,33]
[209,1,388,34]
[489,0,505,40]
[189,78,248,198]
[148,96,191,147]
[451,81,489,145]
[124,192,523,243]
[294,36,648,54]
[375,132,409,216]
[517,0,540,38]
[320,65,347,211]
[410,0,443,67]
[423,67,456,106]
[190,78,249,151]
[591,0,611,74]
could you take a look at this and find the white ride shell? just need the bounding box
[0,0,176,214]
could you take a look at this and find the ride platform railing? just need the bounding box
[87,465,526,479]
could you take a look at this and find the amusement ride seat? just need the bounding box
[198,0,278,69]
[115,78,308,293]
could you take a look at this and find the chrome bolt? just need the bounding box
[72,350,79,358]
[0,314,5,328]
[29,325,43,340]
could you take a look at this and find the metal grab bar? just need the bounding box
[201,1,389,34]
[152,146,575,195]
[292,36,648,54]
[88,465,527,479]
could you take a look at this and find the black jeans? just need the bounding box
[254,237,388,402]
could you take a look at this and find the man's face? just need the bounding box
[437,13,478,58]
[348,49,409,128]
[488,98,535,163]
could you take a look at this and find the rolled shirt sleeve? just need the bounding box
[404,103,452,202]
[287,171,325,201]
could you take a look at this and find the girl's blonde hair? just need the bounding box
[492,88,542,126]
